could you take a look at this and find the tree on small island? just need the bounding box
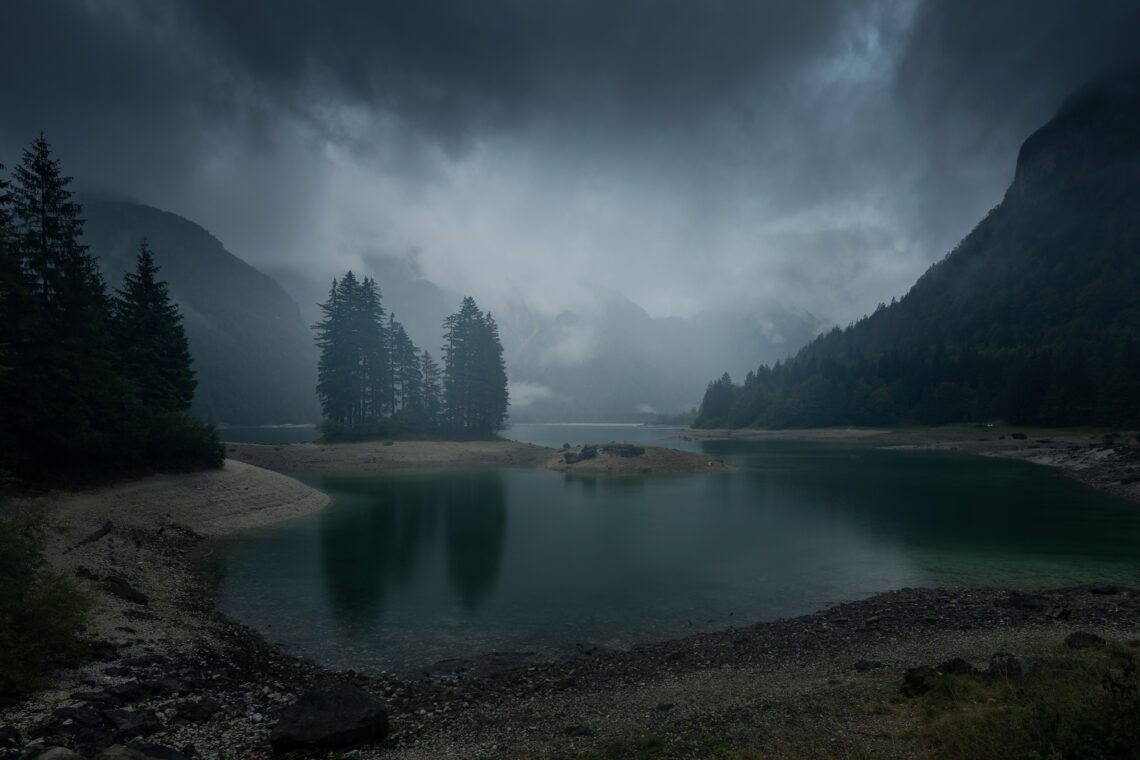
[314,280,508,440]
[0,134,222,483]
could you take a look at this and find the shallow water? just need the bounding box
[214,430,1140,674]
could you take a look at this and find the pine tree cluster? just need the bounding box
[315,279,507,440]
[0,135,222,483]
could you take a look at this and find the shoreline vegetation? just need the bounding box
[2,430,1138,758]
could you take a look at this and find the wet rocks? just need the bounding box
[170,698,221,723]
[101,577,149,606]
[1064,630,1105,649]
[270,682,389,752]
[984,653,1043,680]
[563,445,597,464]
[899,666,936,697]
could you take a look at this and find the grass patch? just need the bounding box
[917,642,1140,759]
[0,506,92,695]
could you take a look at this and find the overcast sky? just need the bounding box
[3,0,1138,324]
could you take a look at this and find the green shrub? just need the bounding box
[0,510,92,695]
[145,412,225,470]
[920,643,1140,760]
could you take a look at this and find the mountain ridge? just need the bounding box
[695,69,1140,429]
[81,198,320,425]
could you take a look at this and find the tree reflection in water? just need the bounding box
[318,471,506,623]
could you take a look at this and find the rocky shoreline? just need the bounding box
[2,433,1139,759]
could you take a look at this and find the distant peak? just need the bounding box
[1010,66,1140,199]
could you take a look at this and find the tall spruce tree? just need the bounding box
[442,297,509,437]
[0,162,18,440]
[389,314,421,413]
[112,240,196,414]
[419,349,444,427]
[0,137,220,480]
[5,135,124,475]
[314,272,389,428]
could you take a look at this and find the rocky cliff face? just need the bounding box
[1010,68,1140,201]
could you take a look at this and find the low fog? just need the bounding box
[3,0,1138,419]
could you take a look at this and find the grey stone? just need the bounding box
[1065,630,1105,649]
[270,682,388,753]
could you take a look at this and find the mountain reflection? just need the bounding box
[317,471,507,622]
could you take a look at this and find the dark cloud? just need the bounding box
[2,0,1139,328]
[175,0,867,143]
[893,0,1140,251]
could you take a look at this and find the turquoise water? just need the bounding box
[214,432,1140,674]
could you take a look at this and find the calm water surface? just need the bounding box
[217,425,320,444]
[215,428,1140,674]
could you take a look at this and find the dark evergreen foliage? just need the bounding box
[419,350,444,429]
[696,71,1140,431]
[0,136,222,483]
[112,240,196,414]
[314,285,507,440]
[80,198,319,424]
[314,273,448,440]
[442,297,509,437]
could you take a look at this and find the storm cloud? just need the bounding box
[2,0,1137,324]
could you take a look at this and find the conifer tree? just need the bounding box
[0,137,221,479]
[314,271,389,428]
[0,162,18,428]
[389,315,421,412]
[359,277,389,419]
[419,349,444,427]
[5,135,123,475]
[442,297,509,436]
[112,240,196,414]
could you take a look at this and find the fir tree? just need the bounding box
[419,349,444,427]
[4,135,123,476]
[112,240,196,414]
[389,315,421,412]
[314,272,389,428]
[442,297,509,437]
[1,137,221,479]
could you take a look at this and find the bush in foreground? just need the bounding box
[0,509,92,695]
[919,640,1140,759]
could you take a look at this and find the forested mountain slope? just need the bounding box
[696,70,1140,429]
[82,199,319,424]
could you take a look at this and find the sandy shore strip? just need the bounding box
[37,459,331,539]
[226,439,734,476]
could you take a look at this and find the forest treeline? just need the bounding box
[696,339,1139,430]
[315,274,508,440]
[697,75,1140,431]
[0,135,222,483]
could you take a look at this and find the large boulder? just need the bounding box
[270,683,389,753]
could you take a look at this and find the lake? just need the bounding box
[214,425,1140,675]
[217,425,320,444]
